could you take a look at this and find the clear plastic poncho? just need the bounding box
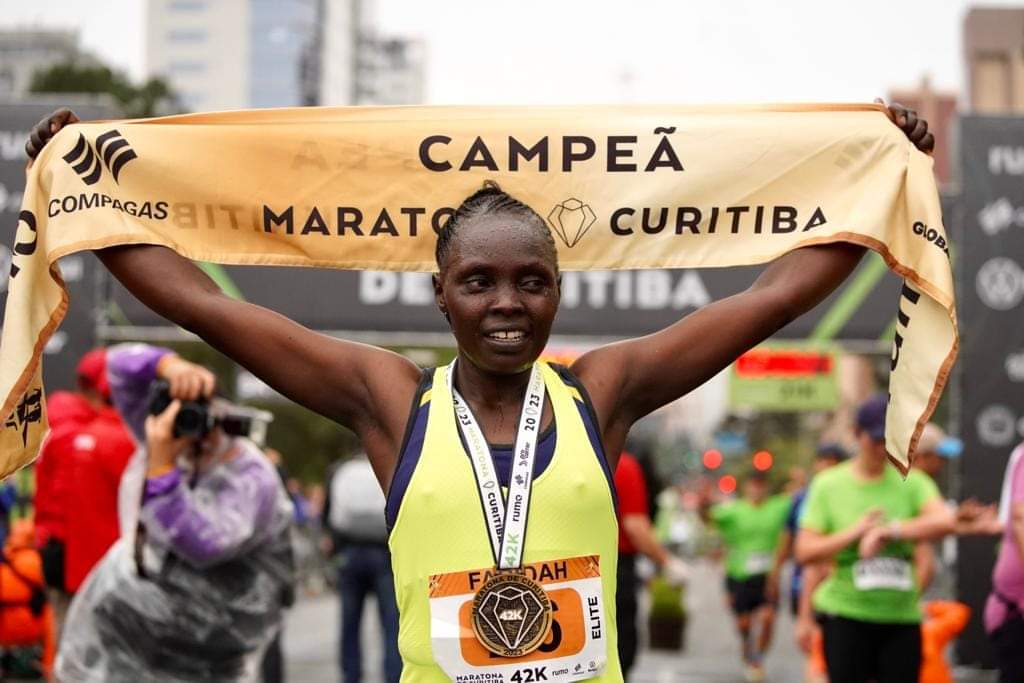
[56,438,295,682]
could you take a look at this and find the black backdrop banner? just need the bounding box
[956,116,1024,668]
[111,262,904,343]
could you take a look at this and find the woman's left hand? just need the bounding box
[877,98,935,154]
[145,399,191,477]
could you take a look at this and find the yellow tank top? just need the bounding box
[388,362,622,681]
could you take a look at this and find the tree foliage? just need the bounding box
[29,62,178,118]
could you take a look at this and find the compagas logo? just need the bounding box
[547,198,597,248]
[62,129,138,185]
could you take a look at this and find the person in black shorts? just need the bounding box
[705,472,791,682]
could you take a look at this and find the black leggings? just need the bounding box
[616,554,639,678]
[990,609,1024,683]
[820,614,921,683]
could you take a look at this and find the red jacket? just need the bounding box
[64,407,135,592]
[614,452,650,554]
[33,392,97,547]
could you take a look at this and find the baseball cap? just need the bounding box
[816,442,849,461]
[855,394,887,442]
[916,423,963,459]
[76,348,110,400]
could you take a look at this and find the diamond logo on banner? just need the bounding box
[547,198,597,248]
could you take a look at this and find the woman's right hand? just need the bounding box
[156,355,216,402]
[794,615,817,654]
[854,507,885,537]
[25,107,79,166]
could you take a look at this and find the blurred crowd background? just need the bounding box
[1,1,1024,681]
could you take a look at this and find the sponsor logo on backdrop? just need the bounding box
[0,182,24,213]
[44,331,68,354]
[978,198,1024,236]
[0,245,10,293]
[1007,351,1024,383]
[548,198,596,248]
[0,130,30,162]
[358,269,711,311]
[63,130,137,185]
[989,146,1024,176]
[976,404,1019,448]
[976,257,1024,311]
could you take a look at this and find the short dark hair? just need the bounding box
[434,180,556,272]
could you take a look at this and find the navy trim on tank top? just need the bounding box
[385,364,613,531]
[550,363,618,511]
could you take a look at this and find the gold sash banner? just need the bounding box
[0,103,956,476]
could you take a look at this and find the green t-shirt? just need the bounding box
[711,494,791,580]
[799,460,940,624]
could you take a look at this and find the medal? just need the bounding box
[448,361,553,657]
[470,571,553,656]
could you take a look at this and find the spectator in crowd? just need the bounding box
[703,471,791,683]
[913,424,963,484]
[0,481,18,548]
[912,423,963,602]
[63,367,135,596]
[777,443,848,617]
[614,450,689,680]
[325,452,401,683]
[0,519,55,680]
[796,394,955,683]
[987,440,1024,683]
[56,345,295,682]
[32,348,110,636]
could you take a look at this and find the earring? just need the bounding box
[442,310,451,324]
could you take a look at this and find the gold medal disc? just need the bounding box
[470,571,553,657]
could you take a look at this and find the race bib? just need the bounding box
[744,552,772,575]
[852,557,913,591]
[429,556,607,682]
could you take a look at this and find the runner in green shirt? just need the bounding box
[706,471,790,683]
[796,394,954,683]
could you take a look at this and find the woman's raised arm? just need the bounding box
[574,102,933,458]
[26,110,419,480]
[95,245,420,440]
[574,242,865,453]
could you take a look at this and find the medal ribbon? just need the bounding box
[447,360,546,570]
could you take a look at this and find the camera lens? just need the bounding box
[174,403,209,438]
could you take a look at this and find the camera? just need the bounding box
[147,380,273,445]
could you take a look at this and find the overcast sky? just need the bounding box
[0,0,1020,104]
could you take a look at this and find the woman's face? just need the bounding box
[435,214,560,375]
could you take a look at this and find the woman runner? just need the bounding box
[27,105,934,682]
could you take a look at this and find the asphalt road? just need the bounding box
[284,560,803,682]
[284,559,998,682]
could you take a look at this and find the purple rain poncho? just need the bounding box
[56,344,295,682]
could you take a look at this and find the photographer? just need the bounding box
[56,344,295,682]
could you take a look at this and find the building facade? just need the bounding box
[0,29,87,100]
[146,0,318,111]
[964,7,1024,115]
